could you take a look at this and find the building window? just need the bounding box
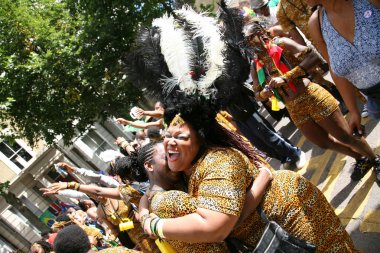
[0,141,32,169]
[0,235,16,252]
[81,131,113,157]
[20,196,43,218]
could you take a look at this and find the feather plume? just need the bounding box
[218,0,252,59]
[123,27,169,99]
[176,7,226,95]
[213,0,251,106]
[153,15,196,94]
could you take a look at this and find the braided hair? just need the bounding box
[113,155,147,183]
[134,141,164,182]
[137,141,158,166]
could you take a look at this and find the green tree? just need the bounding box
[0,0,193,145]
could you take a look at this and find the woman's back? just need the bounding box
[321,0,380,89]
[231,170,359,252]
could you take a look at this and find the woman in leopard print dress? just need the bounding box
[139,95,358,253]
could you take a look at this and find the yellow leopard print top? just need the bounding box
[188,147,258,216]
[151,148,358,252]
[148,147,258,253]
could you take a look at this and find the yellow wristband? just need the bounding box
[121,141,130,149]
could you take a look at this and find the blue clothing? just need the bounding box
[269,0,279,7]
[227,90,300,164]
[362,82,380,119]
[235,111,301,164]
[321,0,380,89]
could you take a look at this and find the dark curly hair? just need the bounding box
[147,126,163,141]
[113,155,148,183]
[29,240,52,253]
[53,225,91,253]
[164,91,265,166]
[55,214,71,223]
[164,91,219,141]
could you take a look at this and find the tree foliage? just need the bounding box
[0,0,193,145]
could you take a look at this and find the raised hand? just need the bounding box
[40,182,67,195]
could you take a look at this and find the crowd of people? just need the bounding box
[29,0,379,252]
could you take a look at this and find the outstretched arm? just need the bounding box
[57,162,119,187]
[135,107,164,118]
[41,182,121,200]
[116,118,164,129]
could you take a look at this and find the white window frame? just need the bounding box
[0,140,35,174]
[80,130,114,159]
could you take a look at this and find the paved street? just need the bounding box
[263,107,380,252]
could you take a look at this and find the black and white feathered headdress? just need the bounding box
[124,1,250,106]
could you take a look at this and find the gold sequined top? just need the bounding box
[118,185,142,208]
[83,225,103,239]
[276,0,313,40]
[102,199,132,227]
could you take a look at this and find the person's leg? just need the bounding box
[237,112,301,163]
[316,109,376,160]
[297,120,363,159]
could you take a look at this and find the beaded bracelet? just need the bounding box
[67,182,80,191]
[140,214,150,228]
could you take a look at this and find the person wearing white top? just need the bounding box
[250,0,279,26]
[56,162,119,188]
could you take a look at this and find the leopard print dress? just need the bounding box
[153,147,358,253]
[150,191,230,253]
